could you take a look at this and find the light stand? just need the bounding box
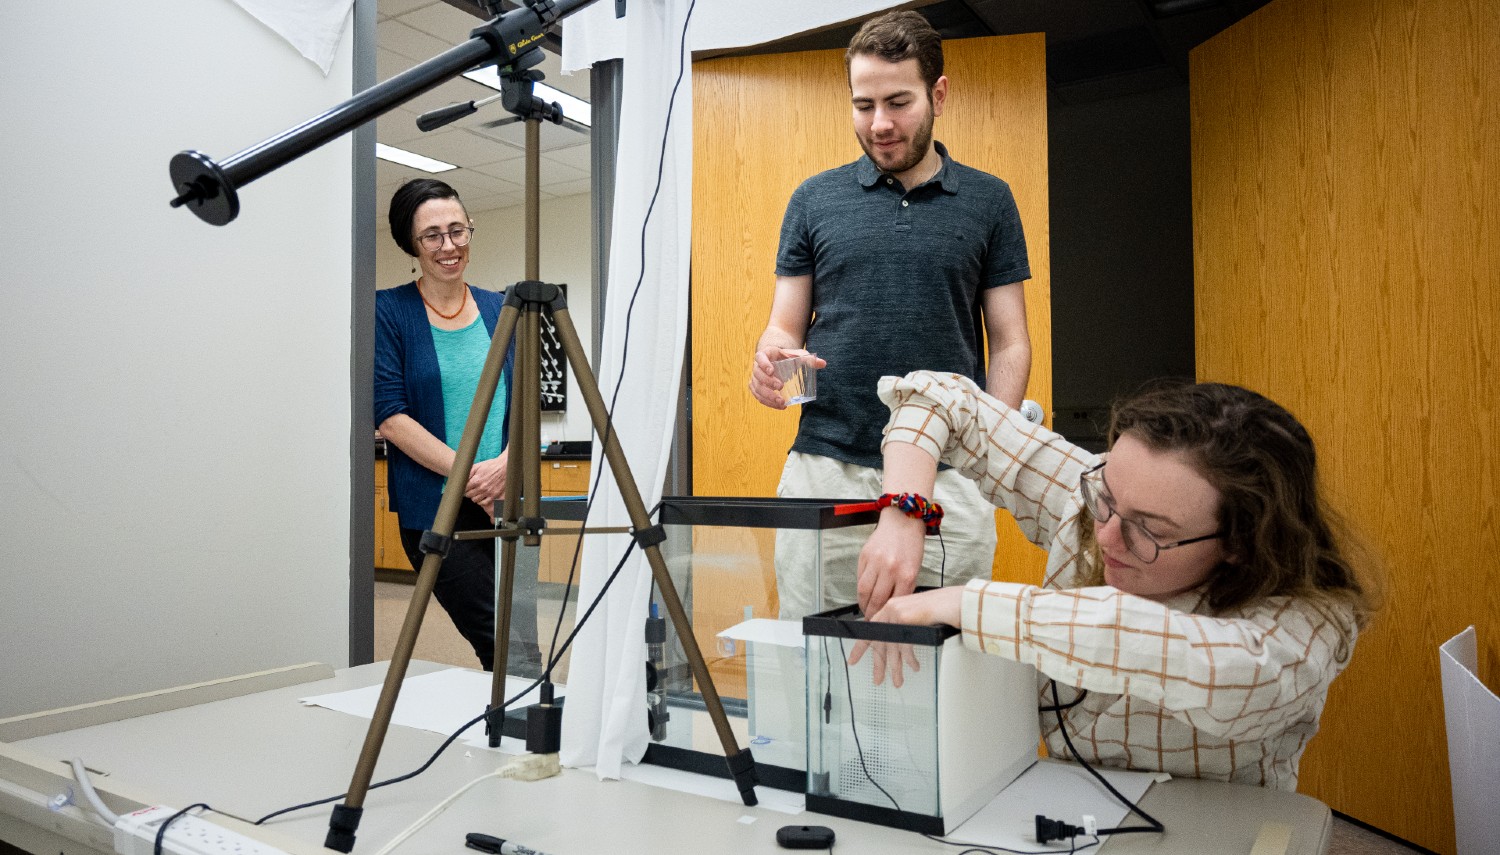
[166,3,760,851]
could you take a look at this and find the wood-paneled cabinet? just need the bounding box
[374,458,414,572]
[539,459,590,584]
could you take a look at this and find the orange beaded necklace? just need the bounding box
[417,277,468,320]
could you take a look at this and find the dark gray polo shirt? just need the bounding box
[775,141,1030,469]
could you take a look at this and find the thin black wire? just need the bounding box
[921,833,1100,855]
[834,636,904,813]
[254,537,643,827]
[937,526,947,587]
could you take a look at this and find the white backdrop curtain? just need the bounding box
[228,0,353,74]
[557,0,696,777]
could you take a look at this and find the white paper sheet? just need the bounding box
[618,761,805,814]
[299,668,549,741]
[1439,626,1500,855]
[718,618,806,649]
[945,758,1159,852]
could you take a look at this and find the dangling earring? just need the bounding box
[411,257,417,276]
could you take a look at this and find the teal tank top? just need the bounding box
[433,316,509,465]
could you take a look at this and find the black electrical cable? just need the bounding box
[1038,687,1088,714]
[154,803,212,855]
[1043,680,1165,839]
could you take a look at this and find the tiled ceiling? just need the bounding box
[376,0,593,214]
[376,0,1272,213]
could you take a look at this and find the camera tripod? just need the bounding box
[330,279,759,850]
[327,136,757,855]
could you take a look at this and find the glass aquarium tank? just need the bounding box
[803,603,1040,834]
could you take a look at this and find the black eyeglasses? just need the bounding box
[1078,462,1223,563]
[416,226,474,251]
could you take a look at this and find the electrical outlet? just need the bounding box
[113,805,288,855]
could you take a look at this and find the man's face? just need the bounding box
[849,54,947,178]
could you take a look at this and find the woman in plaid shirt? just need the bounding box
[851,370,1374,790]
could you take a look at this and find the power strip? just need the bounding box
[113,805,289,855]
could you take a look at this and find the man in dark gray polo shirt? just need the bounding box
[748,11,1032,619]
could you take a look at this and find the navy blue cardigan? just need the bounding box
[375,282,515,530]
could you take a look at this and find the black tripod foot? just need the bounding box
[486,704,507,749]
[324,803,362,852]
[727,748,759,806]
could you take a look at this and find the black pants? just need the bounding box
[399,500,541,674]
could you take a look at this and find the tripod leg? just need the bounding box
[489,301,545,745]
[548,303,759,807]
[326,303,521,853]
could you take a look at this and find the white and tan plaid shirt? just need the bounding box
[878,371,1358,791]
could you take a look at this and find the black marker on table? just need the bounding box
[465,832,553,855]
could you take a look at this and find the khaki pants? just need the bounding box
[773,451,998,619]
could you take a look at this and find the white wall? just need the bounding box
[0,2,354,717]
[375,192,596,444]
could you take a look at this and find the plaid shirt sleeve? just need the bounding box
[877,370,1096,555]
[959,580,1356,743]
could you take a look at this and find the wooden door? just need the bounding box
[1192,0,1499,849]
[690,34,1053,603]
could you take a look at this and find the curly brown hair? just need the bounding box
[1077,381,1376,630]
[845,10,944,91]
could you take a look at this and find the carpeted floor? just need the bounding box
[371,580,1430,854]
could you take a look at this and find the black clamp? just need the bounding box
[520,516,547,537]
[418,529,452,558]
[632,524,667,550]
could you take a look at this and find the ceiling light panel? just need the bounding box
[375,143,457,173]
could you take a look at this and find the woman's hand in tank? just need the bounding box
[867,587,965,629]
[464,451,509,516]
[847,587,964,687]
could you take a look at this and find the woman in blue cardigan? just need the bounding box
[374,179,536,673]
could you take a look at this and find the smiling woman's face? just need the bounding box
[411,197,470,287]
[1093,432,1229,601]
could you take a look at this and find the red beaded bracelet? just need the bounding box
[876,492,944,534]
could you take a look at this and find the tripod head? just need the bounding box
[499,63,566,126]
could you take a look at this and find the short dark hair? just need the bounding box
[845,10,944,90]
[387,178,465,256]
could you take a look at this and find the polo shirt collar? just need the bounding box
[856,140,959,193]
